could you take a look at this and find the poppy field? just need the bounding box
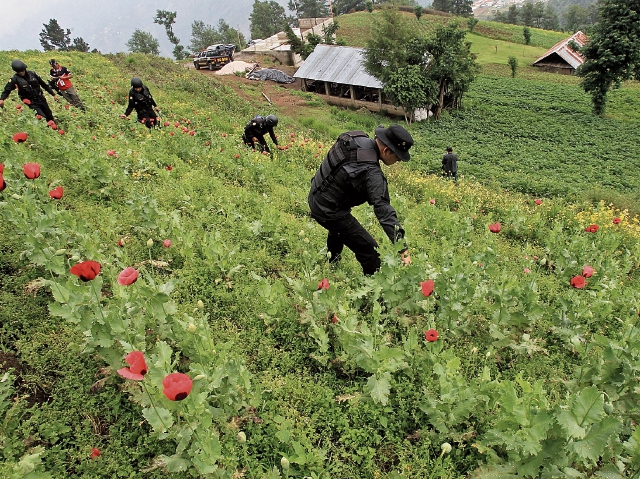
[1,50,640,478]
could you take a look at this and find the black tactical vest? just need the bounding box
[13,72,44,100]
[310,131,378,194]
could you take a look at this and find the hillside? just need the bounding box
[1,43,640,479]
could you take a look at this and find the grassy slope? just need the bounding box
[0,20,640,477]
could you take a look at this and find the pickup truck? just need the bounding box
[193,44,235,70]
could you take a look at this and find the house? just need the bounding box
[532,31,588,75]
[242,17,334,67]
[293,44,406,117]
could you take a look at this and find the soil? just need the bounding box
[186,53,310,120]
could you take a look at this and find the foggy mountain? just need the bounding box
[1,0,287,57]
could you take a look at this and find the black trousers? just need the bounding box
[242,134,269,152]
[27,98,54,122]
[313,213,380,275]
[137,110,158,129]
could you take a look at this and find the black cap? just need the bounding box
[49,59,57,66]
[375,124,414,161]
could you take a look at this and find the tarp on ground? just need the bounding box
[247,68,295,84]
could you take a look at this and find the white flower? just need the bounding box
[281,457,290,470]
[441,442,452,455]
[146,238,154,247]
[197,300,204,309]
[237,431,246,443]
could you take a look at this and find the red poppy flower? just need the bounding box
[163,239,171,248]
[12,132,27,143]
[49,186,63,199]
[23,98,31,105]
[162,372,193,401]
[332,314,338,323]
[582,265,594,278]
[106,150,117,157]
[570,275,586,289]
[534,199,542,205]
[36,114,42,119]
[523,268,531,274]
[117,267,139,285]
[0,164,3,174]
[117,351,148,380]
[0,175,6,192]
[585,224,599,233]
[70,260,101,281]
[488,222,501,233]
[420,279,435,297]
[318,278,330,290]
[429,198,436,205]
[613,217,621,224]
[22,163,41,179]
[90,448,101,460]
[58,129,65,135]
[424,329,439,342]
[166,165,173,171]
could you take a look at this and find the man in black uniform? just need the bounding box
[242,114,279,152]
[308,124,414,275]
[0,59,59,124]
[120,77,159,128]
[441,146,458,181]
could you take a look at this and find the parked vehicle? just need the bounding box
[193,44,235,70]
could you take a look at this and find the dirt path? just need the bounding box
[187,56,310,119]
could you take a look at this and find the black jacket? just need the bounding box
[442,152,458,173]
[244,116,277,146]
[308,136,404,242]
[1,71,56,102]
[124,86,157,117]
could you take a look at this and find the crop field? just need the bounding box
[1,25,640,479]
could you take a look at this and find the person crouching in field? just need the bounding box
[0,59,59,126]
[121,77,159,129]
[242,114,279,153]
[308,124,414,275]
[49,59,86,111]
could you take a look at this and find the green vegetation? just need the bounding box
[1,15,640,476]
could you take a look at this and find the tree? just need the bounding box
[520,2,535,26]
[507,4,519,24]
[39,19,71,51]
[431,0,453,13]
[577,0,640,115]
[154,10,188,60]
[523,26,531,45]
[467,18,479,32]
[332,0,368,15]
[249,0,295,39]
[126,30,160,55]
[451,0,473,17]
[218,20,246,50]
[542,4,559,31]
[288,0,329,19]
[564,4,589,32]
[508,56,518,77]
[364,8,478,120]
[190,21,222,52]
[414,5,423,21]
[70,37,90,52]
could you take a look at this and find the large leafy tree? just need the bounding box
[364,9,477,121]
[288,0,330,18]
[249,0,295,39]
[70,37,90,52]
[126,29,160,55]
[39,19,71,51]
[190,20,246,53]
[331,0,367,15]
[577,0,640,115]
[154,10,188,60]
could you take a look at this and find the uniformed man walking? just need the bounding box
[0,59,59,125]
[120,77,159,128]
[308,124,414,275]
[242,114,279,152]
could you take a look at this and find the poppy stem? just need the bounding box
[141,381,169,433]
[90,280,108,323]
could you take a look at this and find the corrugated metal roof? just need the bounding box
[293,44,383,89]
[533,31,588,70]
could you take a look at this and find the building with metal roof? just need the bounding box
[532,31,588,75]
[293,44,405,117]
